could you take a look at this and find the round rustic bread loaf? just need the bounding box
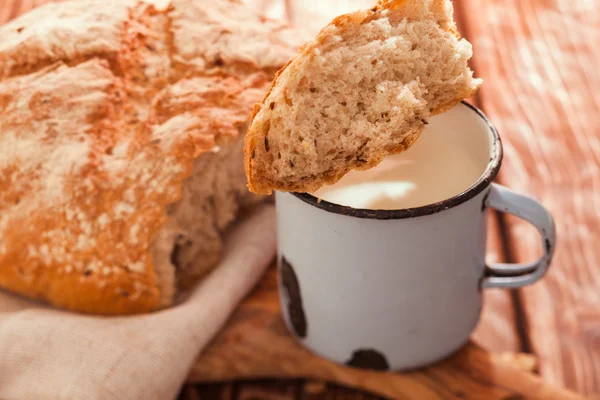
[0,0,299,314]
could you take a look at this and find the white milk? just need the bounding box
[312,111,491,210]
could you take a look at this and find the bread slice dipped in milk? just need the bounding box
[244,0,481,195]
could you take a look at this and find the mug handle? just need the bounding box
[483,183,556,289]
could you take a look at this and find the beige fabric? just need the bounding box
[0,205,276,400]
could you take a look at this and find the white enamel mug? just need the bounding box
[275,102,556,371]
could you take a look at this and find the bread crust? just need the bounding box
[0,0,298,314]
[244,0,476,195]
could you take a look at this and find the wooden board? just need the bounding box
[189,268,583,400]
[2,0,598,398]
[463,0,600,395]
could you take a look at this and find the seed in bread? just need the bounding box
[244,0,481,195]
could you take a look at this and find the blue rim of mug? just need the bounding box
[290,101,503,220]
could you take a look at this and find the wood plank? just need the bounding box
[453,0,522,353]
[179,385,204,400]
[299,381,385,400]
[182,383,234,400]
[0,0,576,396]
[234,380,298,400]
[188,380,387,400]
[189,268,583,400]
[301,381,329,400]
[187,380,387,400]
[472,213,522,352]
[461,0,600,395]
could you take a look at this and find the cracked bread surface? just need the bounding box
[244,0,481,195]
[0,0,299,314]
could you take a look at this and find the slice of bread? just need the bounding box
[244,0,481,195]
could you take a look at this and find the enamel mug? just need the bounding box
[274,102,556,371]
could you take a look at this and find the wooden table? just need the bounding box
[2,0,598,398]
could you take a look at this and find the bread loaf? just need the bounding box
[244,0,481,195]
[0,0,298,314]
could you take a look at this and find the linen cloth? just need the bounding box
[0,205,276,400]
